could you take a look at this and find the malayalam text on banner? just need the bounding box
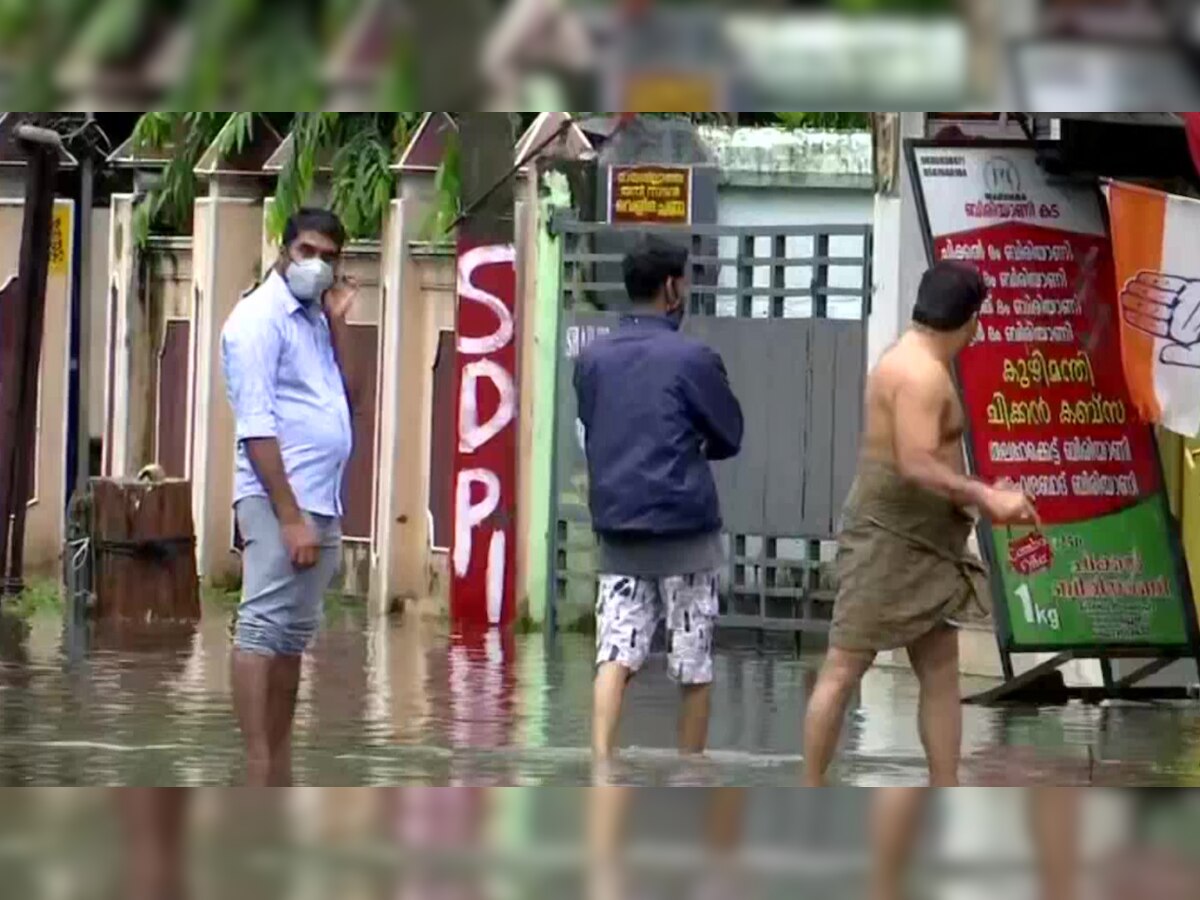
[910,145,1192,649]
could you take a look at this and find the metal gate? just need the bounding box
[550,216,873,635]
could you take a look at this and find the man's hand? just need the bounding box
[323,275,360,322]
[280,513,319,570]
[1121,271,1200,367]
[980,485,1040,527]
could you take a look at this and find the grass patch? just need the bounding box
[323,591,367,624]
[201,586,241,609]
[1,580,62,620]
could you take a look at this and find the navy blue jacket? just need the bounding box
[574,315,744,538]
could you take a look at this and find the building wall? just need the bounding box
[0,197,75,574]
[717,186,874,319]
[718,185,873,230]
[190,192,266,585]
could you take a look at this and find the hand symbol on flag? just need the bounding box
[1120,271,1200,368]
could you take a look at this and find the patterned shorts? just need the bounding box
[595,570,721,685]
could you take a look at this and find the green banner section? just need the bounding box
[994,497,1188,647]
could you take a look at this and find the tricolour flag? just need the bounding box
[1105,180,1200,438]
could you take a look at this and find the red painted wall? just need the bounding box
[449,238,518,628]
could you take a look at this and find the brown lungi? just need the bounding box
[829,459,991,652]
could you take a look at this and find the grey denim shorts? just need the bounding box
[234,496,342,657]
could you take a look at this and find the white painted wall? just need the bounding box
[88,208,109,439]
[868,112,928,370]
[715,185,874,320]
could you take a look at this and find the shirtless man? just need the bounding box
[803,260,1038,788]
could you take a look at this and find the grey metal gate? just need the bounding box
[550,217,873,635]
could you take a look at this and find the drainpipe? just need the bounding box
[0,123,62,596]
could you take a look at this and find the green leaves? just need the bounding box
[131,111,229,246]
[267,111,338,241]
[330,117,394,241]
[129,111,459,247]
[773,112,871,131]
[215,111,255,158]
[424,126,461,244]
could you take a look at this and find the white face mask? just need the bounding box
[285,257,335,303]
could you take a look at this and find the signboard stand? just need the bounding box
[905,139,1200,705]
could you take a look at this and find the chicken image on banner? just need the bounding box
[1105,181,1200,438]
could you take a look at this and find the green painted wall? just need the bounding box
[523,170,571,625]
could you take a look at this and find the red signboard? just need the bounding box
[945,220,1161,527]
[450,237,518,629]
[1009,530,1054,577]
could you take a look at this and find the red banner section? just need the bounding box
[450,238,518,629]
[942,222,1161,526]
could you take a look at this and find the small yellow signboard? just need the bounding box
[609,166,692,225]
[49,203,72,276]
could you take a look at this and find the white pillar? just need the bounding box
[868,112,927,370]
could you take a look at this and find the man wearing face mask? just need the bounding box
[575,235,743,764]
[220,208,358,786]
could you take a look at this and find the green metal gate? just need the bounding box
[548,215,873,636]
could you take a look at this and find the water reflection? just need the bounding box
[6,788,1199,900]
[0,599,1199,785]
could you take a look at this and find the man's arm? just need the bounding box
[890,365,994,509]
[681,347,744,461]
[324,277,361,411]
[221,320,317,567]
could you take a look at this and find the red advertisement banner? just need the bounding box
[450,237,518,629]
[946,222,1162,526]
[909,144,1192,649]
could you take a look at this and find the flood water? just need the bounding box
[2,600,1200,786]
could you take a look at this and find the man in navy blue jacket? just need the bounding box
[575,235,744,762]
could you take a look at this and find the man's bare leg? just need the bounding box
[679,684,711,755]
[587,785,630,900]
[706,787,745,855]
[118,788,189,900]
[869,788,927,900]
[593,662,633,761]
[906,626,961,787]
[803,647,875,786]
[1029,788,1080,900]
[266,654,303,786]
[232,649,273,786]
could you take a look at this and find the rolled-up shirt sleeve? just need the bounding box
[221,314,282,442]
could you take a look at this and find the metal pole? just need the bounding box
[76,116,95,497]
[1,124,61,595]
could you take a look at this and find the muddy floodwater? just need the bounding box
[1,601,1200,786]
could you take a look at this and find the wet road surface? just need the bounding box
[1,601,1200,786]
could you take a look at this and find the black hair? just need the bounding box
[282,207,346,249]
[912,261,987,331]
[622,234,689,304]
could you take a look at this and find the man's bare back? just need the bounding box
[861,331,967,480]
